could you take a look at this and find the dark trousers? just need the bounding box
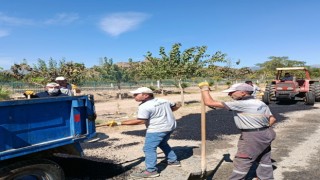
[229,128,276,180]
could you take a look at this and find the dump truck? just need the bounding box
[262,67,320,105]
[0,95,96,179]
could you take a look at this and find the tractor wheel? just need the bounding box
[309,84,320,102]
[262,92,270,105]
[315,84,320,102]
[0,159,64,180]
[265,84,276,100]
[265,84,271,91]
[305,92,315,105]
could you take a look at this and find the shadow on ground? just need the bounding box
[187,153,233,180]
[55,145,197,179]
[123,101,317,141]
[62,102,318,179]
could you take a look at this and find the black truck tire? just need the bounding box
[262,92,270,105]
[0,159,64,180]
[305,92,315,105]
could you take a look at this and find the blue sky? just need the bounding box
[1,0,320,70]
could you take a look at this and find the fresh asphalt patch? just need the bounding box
[62,101,320,179]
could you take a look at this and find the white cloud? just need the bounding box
[0,12,34,26]
[0,12,79,26]
[99,12,150,37]
[0,29,9,37]
[44,13,79,25]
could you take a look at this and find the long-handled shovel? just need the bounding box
[188,92,209,180]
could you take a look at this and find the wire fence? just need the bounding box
[0,79,263,94]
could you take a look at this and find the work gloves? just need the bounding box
[71,84,81,93]
[198,82,211,91]
[106,120,122,127]
[23,90,37,99]
[24,90,35,95]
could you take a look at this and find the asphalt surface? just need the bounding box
[56,101,320,180]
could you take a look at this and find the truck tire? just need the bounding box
[0,159,64,180]
[262,92,270,105]
[305,92,315,105]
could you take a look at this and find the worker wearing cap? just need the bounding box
[55,76,73,96]
[199,82,276,180]
[34,82,68,98]
[106,87,182,178]
[245,80,262,98]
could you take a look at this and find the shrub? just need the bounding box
[0,87,10,100]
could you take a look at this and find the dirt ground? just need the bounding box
[78,88,320,180]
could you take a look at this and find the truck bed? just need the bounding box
[0,95,96,161]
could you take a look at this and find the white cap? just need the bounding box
[130,87,153,94]
[222,83,254,93]
[46,82,60,87]
[55,76,66,81]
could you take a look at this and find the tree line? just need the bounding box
[1,43,320,89]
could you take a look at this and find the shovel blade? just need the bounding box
[188,171,210,180]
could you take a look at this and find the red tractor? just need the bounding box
[262,67,320,105]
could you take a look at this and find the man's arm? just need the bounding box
[269,115,276,127]
[120,119,145,125]
[171,102,182,111]
[255,85,261,92]
[201,90,225,109]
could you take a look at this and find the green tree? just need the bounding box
[235,67,253,80]
[96,57,130,90]
[309,67,320,78]
[221,58,242,80]
[58,61,86,85]
[126,58,141,82]
[83,66,102,82]
[0,86,10,100]
[203,51,228,78]
[10,59,33,81]
[31,58,86,85]
[255,56,306,80]
[143,43,226,105]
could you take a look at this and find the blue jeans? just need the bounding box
[143,131,177,172]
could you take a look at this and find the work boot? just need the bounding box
[130,170,160,178]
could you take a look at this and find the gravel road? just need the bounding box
[58,91,320,180]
